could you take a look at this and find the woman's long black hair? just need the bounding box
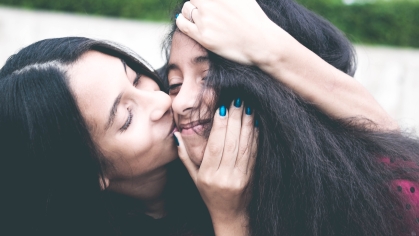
[164,0,419,235]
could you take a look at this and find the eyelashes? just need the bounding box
[120,108,133,132]
[168,76,207,96]
[168,83,182,95]
[116,73,142,133]
[118,73,140,132]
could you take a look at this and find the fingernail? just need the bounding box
[175,13,180,19]
[234,98,242,108]
[174,135,179,146]
[255,120,259,127]
[245,106,252,115]
[219,105,226,117]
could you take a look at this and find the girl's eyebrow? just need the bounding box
[167,55,209,73]
[166,63,180,73]
[193,56,209,64]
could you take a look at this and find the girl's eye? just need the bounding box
[168,83,182,96]
[133,73,141,87]
[120,108,133,132]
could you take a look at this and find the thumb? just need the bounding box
[176,13,199,40]
[174,132,198,181]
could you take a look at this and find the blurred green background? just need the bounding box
[0,0,418,47]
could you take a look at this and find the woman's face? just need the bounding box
[167,32,212,166]
[68,51,177,183]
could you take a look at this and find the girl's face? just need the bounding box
[69,51,177,184]
[167,32,212,166]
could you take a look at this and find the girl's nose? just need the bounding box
[171,80,199,116]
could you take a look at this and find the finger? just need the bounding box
[247,127,259,175]
[174,132,199,181]
[200,106,228,172]
[219,98,244,170]
[176,13,200,39]
[235,104,256,172]
[189,0,203,9]
[181,1,200,24]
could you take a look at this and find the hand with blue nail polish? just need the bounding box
[174,100,258,236]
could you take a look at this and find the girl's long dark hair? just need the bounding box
[164,0,419,235]
[205,57,419,236]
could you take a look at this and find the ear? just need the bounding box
[99,177,110,191]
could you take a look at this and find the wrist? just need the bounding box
[211,212,249,236]
[248,21,291,70]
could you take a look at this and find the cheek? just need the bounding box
[124,124,154,155]
[98,130,156,178]
[197,92,218,123]
[202,88,215,103]
[99,121,153,161]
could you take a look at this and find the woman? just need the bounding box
[0,37,257,235]
[166,0,419,235]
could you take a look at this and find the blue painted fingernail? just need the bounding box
[234,98,242,108]
[219,105,226,117]
[245,106,252,115]
[255,120,259,127]
[175,13,180,19]
[174,135,179,146]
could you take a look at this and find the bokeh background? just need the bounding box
[0,0,418,131]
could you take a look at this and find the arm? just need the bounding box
[254,26,398,130]
[176,0,398,130]
[174,101,256,235]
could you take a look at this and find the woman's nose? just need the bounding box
[141,90,172,122]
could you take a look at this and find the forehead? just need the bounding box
[170,32,207,62]
[68,51,125,133]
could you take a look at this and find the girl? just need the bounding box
[167,0,419,235]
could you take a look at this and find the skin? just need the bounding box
[68,51,177,217]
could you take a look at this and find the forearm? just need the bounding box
[252,24,398,131]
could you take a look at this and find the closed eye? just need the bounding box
[202,70,208,81]
[120,108,133,132]
[168,83,182,95]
